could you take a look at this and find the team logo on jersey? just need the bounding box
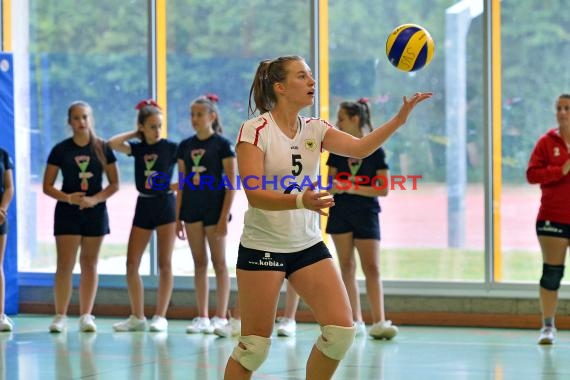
[348,158,362,177]
[304,138,317,151]
[554,147,560,157]
[74,155,93,191]
[144,154,158,189]
[191,149,206,185]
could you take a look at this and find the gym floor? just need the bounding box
[1,315,568,379]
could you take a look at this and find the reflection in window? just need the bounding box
[328,0,485,281]
[499,0,569,283]
[23,0,149,274]
[167,0,312,276]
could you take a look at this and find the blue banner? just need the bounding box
[0,53,18,315]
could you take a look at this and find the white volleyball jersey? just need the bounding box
[236,112,332,252]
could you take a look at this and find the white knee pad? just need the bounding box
[231,335,271,371]
[315,324,356,361]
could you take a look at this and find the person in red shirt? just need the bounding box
[527,93,570,345]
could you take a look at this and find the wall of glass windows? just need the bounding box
[4,0,570,295]
[499,1,570,284]
[20,0,151,276]
[165,0,312,276]
[328,0,486,282]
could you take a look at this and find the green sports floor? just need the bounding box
[0,315,568,379]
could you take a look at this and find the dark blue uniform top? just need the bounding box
[47,138,117,196]
[327,147,389,209]
[129,139,178,195]
[177,134,235,210]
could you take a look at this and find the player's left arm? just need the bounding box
[80,162,120,209]
[0,168,14,223]
[344,169,389,197]
[216,156,237,236]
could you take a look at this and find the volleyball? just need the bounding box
[386,24,435,72]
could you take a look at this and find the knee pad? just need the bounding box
[315,324,356,361]
[540,263,565,291]
[231,335,271,371]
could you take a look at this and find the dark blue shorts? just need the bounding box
[179,192,227,227]
[536,220,570,239]
[236,241,332,278]
[0,221,6,235]
[133,193,176,230]
[325,201,381,240]
[54,202,110,236]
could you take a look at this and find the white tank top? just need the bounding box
[236,112,332,252]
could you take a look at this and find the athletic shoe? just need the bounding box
[276,317,296,337]
[538,326,556,345]
[0,314,13,332]
[186,317,211,334]
[49,314,67,333]
[214,317,241,338]
[149,316,168,332]
[354,321,366,337]
[207,316,228,334]
[79,314,97,332]
[113,315,147,332]
[369,320,398,340]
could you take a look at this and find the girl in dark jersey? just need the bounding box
[326,98,398,340]
[0,148,14,331]
[176,94,236,334]
[108,100,178,333]
[527,94,570,345]
[43,101,119,333]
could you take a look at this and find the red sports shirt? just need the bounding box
[527,128,570,224]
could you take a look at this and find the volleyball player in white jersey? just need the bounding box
[223,55,431,380]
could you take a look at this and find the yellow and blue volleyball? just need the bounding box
[386,24,435,72]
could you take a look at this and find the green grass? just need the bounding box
[501,249,542,282]
[27,243,542,283]
[29,242,128,268]
[379,248,484,281]
[376,248,540,282]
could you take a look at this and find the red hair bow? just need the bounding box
[357,97,369,104]
[135,99,161,110]
[205,93,219,103]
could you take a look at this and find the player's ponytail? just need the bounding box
[248,55,305,117]
[357,98,374,133]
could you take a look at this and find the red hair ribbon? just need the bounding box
[357,97,369,104]
[135,99,161,110]
[205,93,219,103]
